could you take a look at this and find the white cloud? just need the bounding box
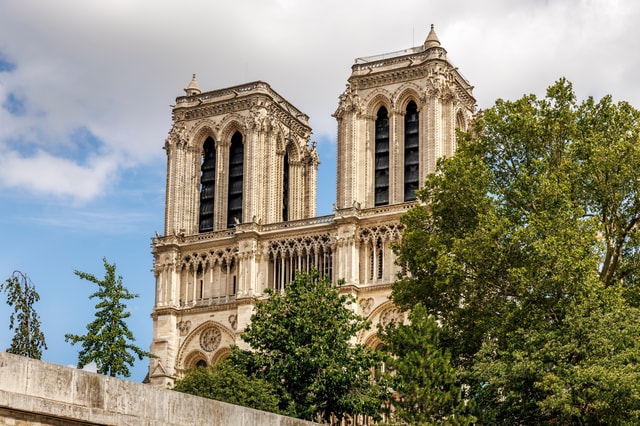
[0,148,119,202]
[1,0,640,202]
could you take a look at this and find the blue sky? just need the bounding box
[1,0,640,381]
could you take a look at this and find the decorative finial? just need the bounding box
[424,24,441,49]
[184,74,201,96]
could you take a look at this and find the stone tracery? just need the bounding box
[149,27,476,388]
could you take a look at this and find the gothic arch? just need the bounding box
[218,115,246,145]
[188,120,218,150]
[394,84,422,112]
[210,347,232,365]
[182,349,209,370]
[363,333,384,350]
[358,300,405,343]
[275,127,303,162]
[368,299,396,323]
[363,90,393,117]
[455,108,468,132]
[176,320,236,371]
[357,224,403,244]
[181,247,239,271]
[285,139,300,162]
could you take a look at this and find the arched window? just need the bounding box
[456,110,467,131]
[404,101,419,201]
[282,151,290,222]
[227,131,244,228]
[374,106,389,206]
[368,238,384,281]
[199,137,216,233]
[196,263,204,300]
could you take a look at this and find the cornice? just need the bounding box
[172,81,311,135]
[152,301,239,318]
[338,281,394,296]
[349,58,476,107]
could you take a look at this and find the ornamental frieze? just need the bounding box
[353,66,430,91]
[183,98,254,121]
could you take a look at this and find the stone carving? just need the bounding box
[380,308,402,327]
[164,123,187,150]
[228,314,237,330]
[177,320,191,336]
[200,327,222,352]
[334,84,363,118]
[359,297,374,315]
[358,224,403,244]
[248,103,275,132]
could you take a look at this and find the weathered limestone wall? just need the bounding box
[0,352,317,425]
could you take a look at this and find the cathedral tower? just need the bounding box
[149,26,475,387]
[330,25,475,298]
[164,77,317,235]
[334,25,475,210]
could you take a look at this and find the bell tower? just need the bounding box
[163,78,318,237]
[150,79,319,387]
[333,25,475,211]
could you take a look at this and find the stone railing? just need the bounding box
[0,351,319,426]
[260,215,335,232]
[359,202,415,217]
[175,81,268,105]
[354,46,424,65]
[153,229,236,247]
[336,202,416,219]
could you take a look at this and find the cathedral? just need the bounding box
[148,25,476,387]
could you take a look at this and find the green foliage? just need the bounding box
[379,303,475,425]
[392,79,640,423]
[1,271,47,359]
[235,271,388,422]
[65,257,151,377]
[473,283,640,424]
[173,360,281,413]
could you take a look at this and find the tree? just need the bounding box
[472,282,640,424]
[391,79,640,423]
[378,303,475,425]
[234,271,388,422]
[172,360,282,414]
[1,270,47,359]
[65,257,151,377]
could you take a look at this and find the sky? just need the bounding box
[1,0,640,382]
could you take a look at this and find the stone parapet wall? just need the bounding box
[0,352,317,425]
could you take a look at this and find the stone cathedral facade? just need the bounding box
[148,26,476,387]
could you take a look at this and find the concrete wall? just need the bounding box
[0,352,318,425]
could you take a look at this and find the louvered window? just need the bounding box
[227,132,244,228]
[404,101,419,201]
[282,152,289,221]
[199,137,216,232]
[375,107,389,206]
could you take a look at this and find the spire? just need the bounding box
[424,24,441,49]
[184,74,201,96]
